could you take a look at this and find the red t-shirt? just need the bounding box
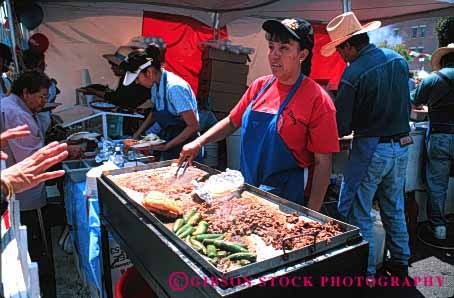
[230,75,340,169]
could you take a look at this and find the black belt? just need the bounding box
[430,126,454,134]
[378,134,409,143]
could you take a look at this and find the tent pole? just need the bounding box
[4,0,19,74]
[342,0,352,12]
[213,12,220,40]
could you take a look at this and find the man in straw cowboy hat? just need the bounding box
[412,43,454,240]
[322,12,413,280]
[79,46,150,110]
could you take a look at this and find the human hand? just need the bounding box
[1,142,68,194]
[178,139,202,165]
[0,125,31,160]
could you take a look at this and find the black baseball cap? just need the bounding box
[262,18,314,48]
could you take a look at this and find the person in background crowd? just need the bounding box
[1,124,68,215]
[321,12,412,280]
[412,43,454,240]
[79,46,150,110]
[0,70,57,298]
[180,18,339,210]
[123,44,200,160]
[408,72,416,93]
[22,49,59,135]
[0,43,13,98]
[79,46,151,135]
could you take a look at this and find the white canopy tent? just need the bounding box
[38,0,454,25]
[28,0,453,108]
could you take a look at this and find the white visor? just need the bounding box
[123,60,152,86]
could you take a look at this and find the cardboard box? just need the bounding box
[198,80,247,96]
[199,60,249,84]
[203,47,249,64]
[203,90,244,113]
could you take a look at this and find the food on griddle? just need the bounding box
[142,191,183,219]
[183,208,197,222]
[175,223,193,237]
[110,166,206,197]
[202,239,248,253]
[172,218,185,232]
[189,238,207,254]
[207,245,217,258]
[198,194,343,250]
[223,252,257,262]
[193,221,209,235]
[110,166,344,272]
[193,234,224,241]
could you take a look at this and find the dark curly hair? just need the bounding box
[11,70,51,96]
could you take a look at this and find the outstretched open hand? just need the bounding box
[0,125,30,160]
[2,142,68,194]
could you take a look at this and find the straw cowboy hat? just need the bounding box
[103,46,136,65]
[431,43,454,71]
[320,12,381,57]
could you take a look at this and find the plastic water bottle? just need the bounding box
[95,140,104,163]
[112,146,124,168]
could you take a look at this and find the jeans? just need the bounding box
[347,142,410,276]
[426,133,454,227]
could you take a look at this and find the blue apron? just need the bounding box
[151,71,198,160]
[240,74,307,204]
[337,137,379,217]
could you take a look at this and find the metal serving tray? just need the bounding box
[100,160,361,280]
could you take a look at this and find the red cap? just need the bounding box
[28,33,49,53]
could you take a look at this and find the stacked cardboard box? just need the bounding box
[198,48,249,120]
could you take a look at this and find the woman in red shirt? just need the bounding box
[180,18,339,211]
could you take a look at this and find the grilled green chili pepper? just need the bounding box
[239,259,251,266]
[193,234,224,241]
[192,221,209,236]
[176,223,192,237]
[183,208,197,223]
[202,239,248,253]
[187,213,201,226]
[223,252,257,262]
[190,238,207,255]
[207,244,217,258]
[172,218,185,233]
[179,227,195,239]
[216,250,228,257]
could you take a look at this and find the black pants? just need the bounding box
[21,207,56,298]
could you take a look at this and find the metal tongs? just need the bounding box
[175,159,189,178]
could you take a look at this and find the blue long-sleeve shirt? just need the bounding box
[411,64,454,129]
[335,44,411,137]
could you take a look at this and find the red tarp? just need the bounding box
[311,23,346,90]
[142,11,228,96]
[142,13,345,94]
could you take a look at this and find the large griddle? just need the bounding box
[99,160,361,281]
